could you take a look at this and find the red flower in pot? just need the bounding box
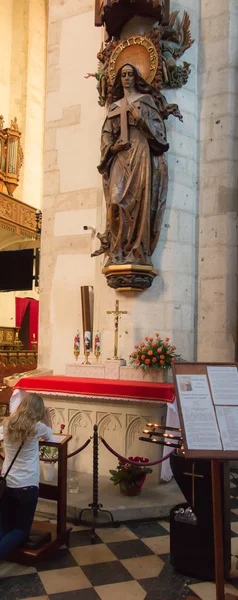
[109,456,152,496]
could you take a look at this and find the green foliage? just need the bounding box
[39,445,58,461]
[109,459,152,487]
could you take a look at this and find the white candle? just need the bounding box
[84,330,91,352]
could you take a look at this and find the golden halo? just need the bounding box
[108,36,158,85]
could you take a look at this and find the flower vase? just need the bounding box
[43,462,55,482]
[119,474,146,496]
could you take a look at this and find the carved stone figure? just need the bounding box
[88,6,194,290]
[92,63,180,273]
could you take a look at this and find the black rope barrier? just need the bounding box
[100,436,175,466]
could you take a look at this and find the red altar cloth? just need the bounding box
[13,375,175,404]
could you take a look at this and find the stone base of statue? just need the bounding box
[102,264,158,291]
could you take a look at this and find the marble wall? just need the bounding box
[40,0,200,372]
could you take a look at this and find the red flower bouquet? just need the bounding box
[130,333,180,371]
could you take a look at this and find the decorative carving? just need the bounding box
[10,117,19,131]
[159,11,194,88]
[108,36,159,85]
[0,192,40,239]
[0,351,37,366]
[95,0,169,38]
[48,407,65,430]
[103,264,158,291]
[89,11,193,107]
[126,414,151,455]
[68,411,93,436]
[89,9,193,290]
[0,115,24,197]
[97,411,122,438]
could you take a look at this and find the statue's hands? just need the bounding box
[84,73,95,79]
[111,140,131,154]
[128,104,141,122]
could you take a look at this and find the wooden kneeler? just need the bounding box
[10,434,72,565]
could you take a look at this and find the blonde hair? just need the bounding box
[4,393,45,443]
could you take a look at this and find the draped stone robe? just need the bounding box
[98,93,169,266]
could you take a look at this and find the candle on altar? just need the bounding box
[94,331,101,356]
[74,331,80,353]
[84,330,91,353]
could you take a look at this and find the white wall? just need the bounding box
[197,0,238,360]
[39,0,199,372]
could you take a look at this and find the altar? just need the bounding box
[12,375,175,485]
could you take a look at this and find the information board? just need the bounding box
[172,362,238,459]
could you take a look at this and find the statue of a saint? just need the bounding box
[92,63,178,266]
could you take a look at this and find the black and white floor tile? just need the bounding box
[1,472,238,600]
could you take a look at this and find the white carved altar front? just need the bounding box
[43,393,167,486]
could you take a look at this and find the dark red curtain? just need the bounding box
[15,298,39,349]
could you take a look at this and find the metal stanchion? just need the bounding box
[78,425,118,542]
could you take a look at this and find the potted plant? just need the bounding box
[109,457,152,496]
[129,333,180,372]
[39,445,58,482]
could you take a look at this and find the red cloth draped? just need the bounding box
[13,375,175,403]
[15,297,39,349]
[15,298,30,328]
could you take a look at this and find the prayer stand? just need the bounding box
[11,434,72,566]
[142,362,238,600]
[173,362,238,600]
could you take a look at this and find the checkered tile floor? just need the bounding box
[1,472,238,600]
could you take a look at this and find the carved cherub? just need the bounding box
[84,48,108,106]
[160,10,194,71]
[10,117,19,130]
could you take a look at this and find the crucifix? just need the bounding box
[184,463,203,509]
[106,300,127,359]
[108,97,131,143]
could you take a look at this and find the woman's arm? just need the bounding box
[43,407,52,429]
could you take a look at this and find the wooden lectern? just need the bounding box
[11,434,72,565]
[172,362,238,600]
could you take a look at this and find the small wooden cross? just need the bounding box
[106,300,127,359]
[184,463,203,509]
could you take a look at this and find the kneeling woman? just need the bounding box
[0,393,52,559]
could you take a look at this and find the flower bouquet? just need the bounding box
[129,333,180,371]
[109,457,152,496]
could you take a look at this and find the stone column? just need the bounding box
[197,0,238,361]
[39,0,103,373]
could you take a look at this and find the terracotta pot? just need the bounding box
[119,474,146,496]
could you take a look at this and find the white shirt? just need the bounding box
[9,389,24,414]
[0,422,52,488]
